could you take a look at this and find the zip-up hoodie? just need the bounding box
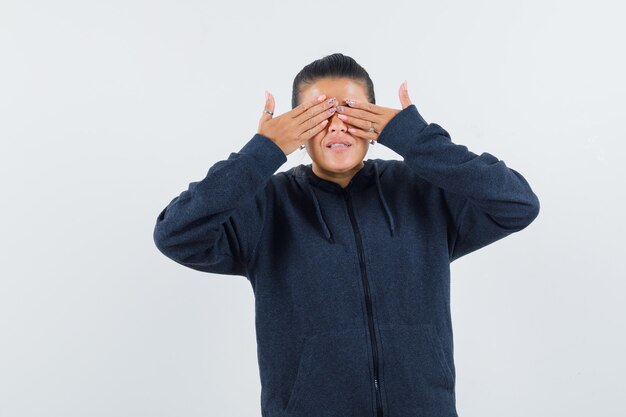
[153,104,540,417]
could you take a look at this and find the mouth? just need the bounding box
[326,142,352,152]
[326,143,352,149]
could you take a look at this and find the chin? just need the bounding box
[318,156,365,173]
[308,141,367,172]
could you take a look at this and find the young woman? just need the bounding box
[153,53,540,417]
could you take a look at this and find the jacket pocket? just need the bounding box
[282,327,373,417]
[424,324,455,388]
[378,323,456,417]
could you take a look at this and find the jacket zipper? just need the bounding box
[343,189,384,417]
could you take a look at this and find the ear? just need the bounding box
[399,81,412,109]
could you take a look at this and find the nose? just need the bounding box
[328,111,348,132]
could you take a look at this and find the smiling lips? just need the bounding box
[325,138,352,150]
[326,142,351,152]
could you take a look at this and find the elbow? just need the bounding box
[152,215,221,269]
[524,192,541,226]
[513,170,540,228]
[153,223,193,266]
[152,209,180,261]
[489,193,540,233]
[153,221,173,259]
[513,192,540,231]
[152,206,186,260]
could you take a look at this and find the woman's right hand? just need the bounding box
[257,91,338,156]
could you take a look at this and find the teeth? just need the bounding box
[329,143,349,148]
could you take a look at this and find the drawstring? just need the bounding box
[373,161,395,236]
[302,161,395,243]
[304,180,335,243]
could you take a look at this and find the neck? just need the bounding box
[311,161,365,188]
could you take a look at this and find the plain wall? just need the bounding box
[1,0,624,416]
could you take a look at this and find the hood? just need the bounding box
[291,159,396,244]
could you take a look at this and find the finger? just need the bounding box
[399,80,412,109]
[294,95,338,128]
[291,94,329,119]
[347,126,377,142]
[299,118,330,143]
[342,98,384,115]
[336,105,376,122]
[267,91,275,113]
[338,111,375,133]
[299,101,338,133]
[335,104,380,132]
[261,90,275,121]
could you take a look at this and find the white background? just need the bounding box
[1,0,624,416]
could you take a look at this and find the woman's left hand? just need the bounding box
[335,81,413,143]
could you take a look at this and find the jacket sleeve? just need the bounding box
[152,133,287,276]
[376,104,540,263]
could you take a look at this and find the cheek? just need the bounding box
[311,130,326,146]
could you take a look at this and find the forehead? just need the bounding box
[300,77,368,102]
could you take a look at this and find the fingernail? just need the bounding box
[265,91,269,100]
[328,97,337,105]
[344,99,356,106]
[336,106,344,113]
[317,94,326,102]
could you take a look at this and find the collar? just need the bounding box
[291,159,396,243]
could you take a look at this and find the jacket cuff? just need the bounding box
[238,133,288,176]
[376,104,429,156]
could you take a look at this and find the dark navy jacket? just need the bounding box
[153,104,540,417]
